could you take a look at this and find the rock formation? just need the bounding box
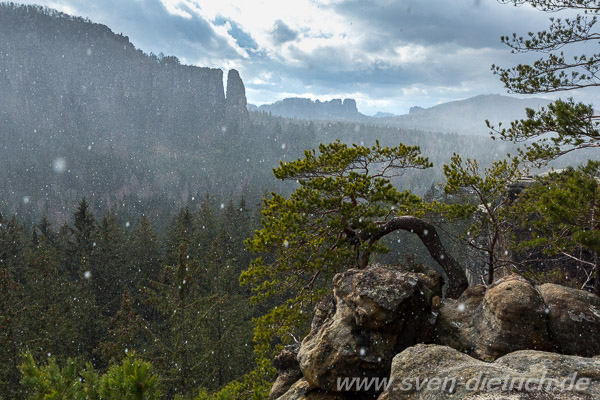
[297,264,441,392]
[380,344,600,399]
[257,97,365,121]
[435,274,600,359]
[225,69,250,132]
[270,345,303,400]
[275,268,600,399]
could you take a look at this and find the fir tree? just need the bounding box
[144,243,212,398]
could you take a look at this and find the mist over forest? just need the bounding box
[1,3,599,400]
[0,3,558,230]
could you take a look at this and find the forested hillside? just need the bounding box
[0,3,254,226]
[0,3,531,230]
[0,197,259,399]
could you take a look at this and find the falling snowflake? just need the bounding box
[52,157,67,173]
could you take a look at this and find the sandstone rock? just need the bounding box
[435,274,600,360]
[270,345,303,400]
[225,69,249,130]
[271,370,304,400]
[276,379,312,400]
[537,283,600,357]
[276,378,378,400]
[297,264,442,392]
[379,344,600,400]
[477,275,549,359]
[433,285,485,354]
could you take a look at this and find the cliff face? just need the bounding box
[0,4,254,220]
[0,3,231,146]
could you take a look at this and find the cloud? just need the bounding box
[215,16,259,50]
[272,19,299,45]
[321,0,551,49]
[18,0,247,65]
[12,0,588,115]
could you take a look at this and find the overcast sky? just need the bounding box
[19,0,594,114]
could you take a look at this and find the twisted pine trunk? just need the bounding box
[358,216,469,299]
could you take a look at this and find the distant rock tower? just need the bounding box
[225,69,250,132]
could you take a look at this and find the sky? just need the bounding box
[18,0,594,115]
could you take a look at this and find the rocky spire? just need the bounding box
[225,69,249,132]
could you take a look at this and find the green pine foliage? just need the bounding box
[512,161,600,292]
[241,140,433,361]
[488,0,600,293]
[489,1,600,166]
[95,290,151,365]
[443,154,523,284]
[0,196,259,398]
[0,267,22,399]
[19,352,160,400]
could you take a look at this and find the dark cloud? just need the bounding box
[18,0,245,64]
[215,16,259,50]
[272,19,299,45]
[324,0,550,49]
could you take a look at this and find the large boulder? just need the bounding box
[537,283,600,357]
[435,274,600,360]
[296,264,442,392]
[379,344,600,400]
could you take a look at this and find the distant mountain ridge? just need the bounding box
[256,97,366,121]
[253,94,552,136]
[382,94,553,136]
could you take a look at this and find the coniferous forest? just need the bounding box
[0,196,262,398]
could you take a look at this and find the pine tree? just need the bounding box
[443,154,523,284]
[490,1,600,164]
[0,215,27,282]
[129,216,162,290]
[0,267,22,399]
[95,290,150,365]
[89,214,127,316]
[513,162,600,293]
[73,198,96,261]
[144,243,212,398]
[490,0,600,291]
[20,234,89,362]
[165,207,195,266]
[198,217,254,390]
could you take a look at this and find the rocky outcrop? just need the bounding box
[276,378,378,400]
[270,345,303,400]
[296,264,442,392]
[258,97,365,121]
[379,344,600,399]
[225,69,250,131]
[538,283,600,356]
[435,274,600,360]
[276,268,600,399]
